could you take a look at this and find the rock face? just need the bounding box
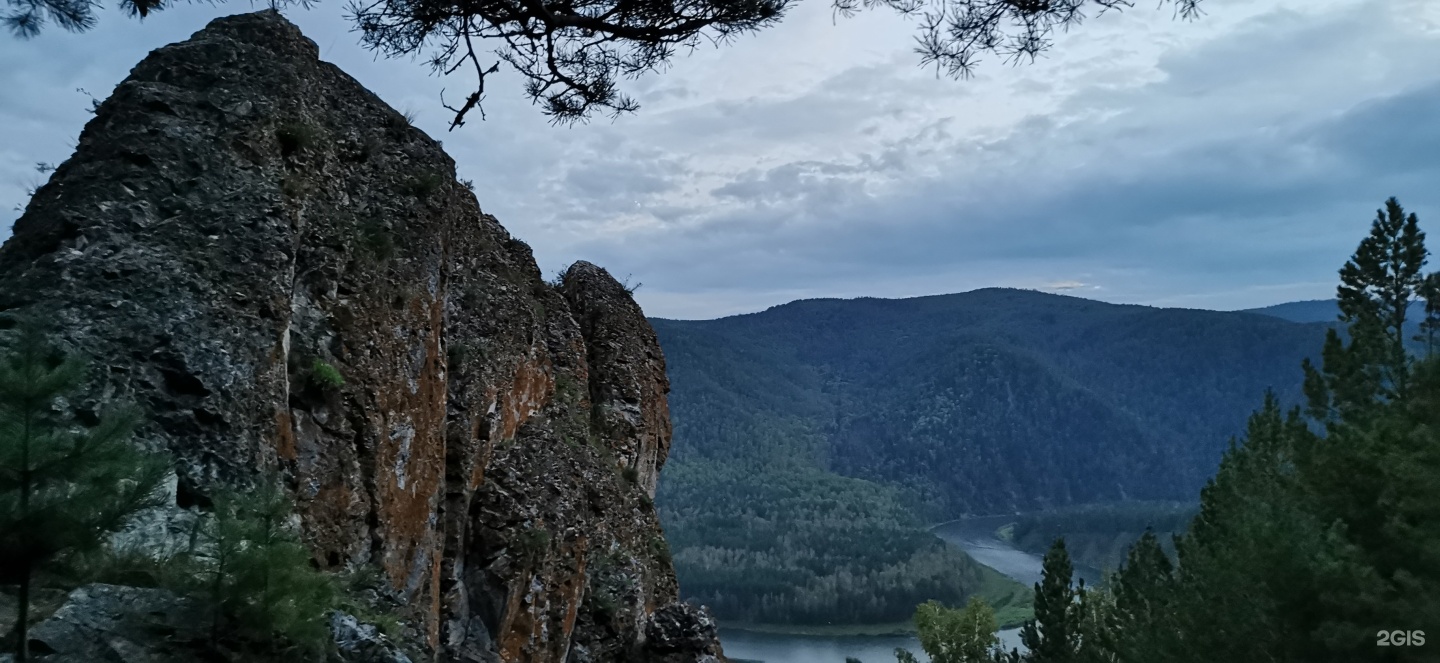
[0,11,722,663]
[6,585,205,663]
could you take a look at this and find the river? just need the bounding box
[718,514,1093,663]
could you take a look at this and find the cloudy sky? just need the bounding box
[2,0,1439,319]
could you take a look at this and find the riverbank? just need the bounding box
[716,514,1052,662]
[720,621,915,637]
[718,550,1032,638]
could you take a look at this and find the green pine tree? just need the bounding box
[1072,199,1440,663]
[1070,581,1117,663]
[195,482,338,659]
[1416,272,1440,355]
[1020,538,1078,663]
[0,318,170,662]
[1107,531,1176,663]
[1303,197,1428,423]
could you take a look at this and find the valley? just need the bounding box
[653,288,1330,630]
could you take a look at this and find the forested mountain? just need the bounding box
[652,288,1333,624]
[1242,299,1346,323]
[909,198,1440,663]
[1003,501,1198,572]
[1243,298,1426,324]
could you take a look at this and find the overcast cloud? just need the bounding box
[2,0,1439,318]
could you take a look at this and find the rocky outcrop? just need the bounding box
[0,11,721,662]
[1,585,205,663]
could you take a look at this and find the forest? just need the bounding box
[653,259,1333,624]
[660,460,1028,626]
[1003,502,1197,572]
[900,197,1440,663]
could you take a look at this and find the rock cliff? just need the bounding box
[0,11,722,663]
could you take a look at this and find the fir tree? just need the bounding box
[1022,200,1440,663]
[1070,581,1117,663]
[1417,272,1440,355]
[195,481,338,659]
[0,318,170,662]
[1021,538,1078,663]
[1304,197,1428,423]
[1107,531,1175,663]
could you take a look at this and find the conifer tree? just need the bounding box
[1417,272,1440,355]
[1070,581,1117,663]
[1107,531,1175,663]
[195,481,337,658]
[1303,197,1428,423]
[1042,200,1440,663]
[1021,538,1078,663]
[0,318,169,662]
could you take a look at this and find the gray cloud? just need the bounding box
[2,0,1438,319]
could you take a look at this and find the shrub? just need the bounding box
[402,172,445,198]
[515,527,551,560]
[648,535,671,565]
[447,343,470,370]
[310,359,344,390]
[358,221,396,262]
[554,373,583,404]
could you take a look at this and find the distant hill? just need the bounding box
[652,288,1333,624]
[1241,299,1343,323]
[1242,298,1429,345]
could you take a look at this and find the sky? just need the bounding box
[2,0,1439,320]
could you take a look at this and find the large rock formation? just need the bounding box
[0,11,722,663]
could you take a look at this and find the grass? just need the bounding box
[974,562,1034,628]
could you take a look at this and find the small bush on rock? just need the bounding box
[358,221,396,262]
[310,359,345,390]
[515,527,551,560]
[403,172,444,198]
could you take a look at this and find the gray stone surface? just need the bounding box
[0,10,723,663]
[10,584,204,663]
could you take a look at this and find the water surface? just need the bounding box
[718,515,1055,663]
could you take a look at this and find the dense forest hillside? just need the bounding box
[1243,298,1426,324]
[1241,299,1346,323]
[652,288,1332,623]
[1002,501,1198,572]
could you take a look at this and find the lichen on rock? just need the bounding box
[0,10,721,662]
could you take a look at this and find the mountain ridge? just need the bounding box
[652,287,1331,623]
